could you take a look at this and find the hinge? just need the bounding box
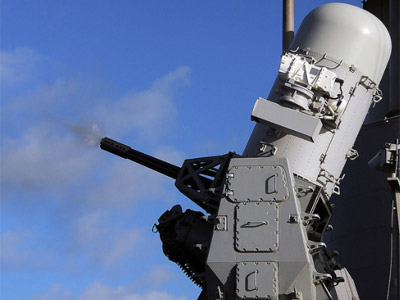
[372,87,383,107]
[346,148,359,160]
[259,141,278,156]
[318,168,345,195]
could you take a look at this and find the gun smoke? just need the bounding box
[46,114,104,147]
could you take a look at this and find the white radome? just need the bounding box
[290,2,392,84]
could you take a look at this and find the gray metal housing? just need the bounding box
[205,157,344,300]
[244,3,391,199]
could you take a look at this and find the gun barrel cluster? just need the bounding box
[100,137,180,179]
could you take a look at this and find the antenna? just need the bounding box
[283,0,294,51]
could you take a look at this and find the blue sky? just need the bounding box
[1,1,361,299]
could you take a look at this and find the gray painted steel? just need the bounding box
[251,98,323,142]
[244,4,391,198]
[100,2,398,299]
[242,2,393,299]
[245,52,386,198]
[206,157,318,299]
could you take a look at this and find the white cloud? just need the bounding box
[30,282,189,300]
[1,65,189,200]
[0,65,190,277]
[73,212,142,266]
[0,213,143,272]
[1,56,193,298]
[0,47,44,87]
[95,66,191,140]
[85,159,172,209]
[147,265,178,286]
[30,283,74,300]
[79,282,188,300]
[0,123,99,192]
[0,230,34,270]
[153,145,186,167]
[0,228,64,272]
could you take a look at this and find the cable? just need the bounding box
[386,198,395,300]
[321,281,334,300]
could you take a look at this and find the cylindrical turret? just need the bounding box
[244,3,391,197]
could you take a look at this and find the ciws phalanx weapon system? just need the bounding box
[100,3,392,300]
